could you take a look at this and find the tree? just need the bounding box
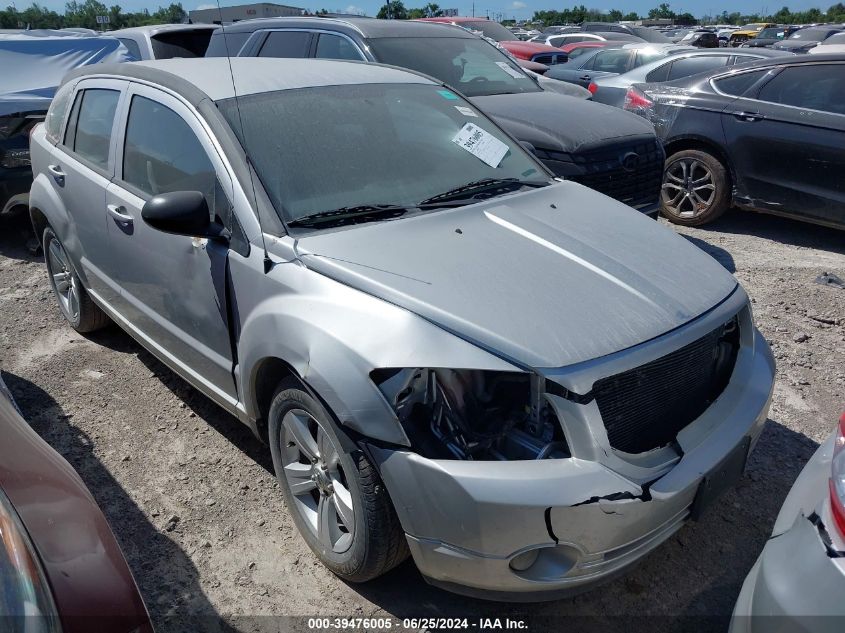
[377,1,408,19]
[648,3,675,20]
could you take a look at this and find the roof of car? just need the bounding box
[109,24,218,36]
[215,16,474,38]
[62,57,436,104]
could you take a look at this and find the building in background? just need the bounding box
[189,3,304,24]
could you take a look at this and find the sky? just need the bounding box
[27,0,836,22]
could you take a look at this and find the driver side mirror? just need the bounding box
[141,191,229,240]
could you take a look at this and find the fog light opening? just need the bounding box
[509,548,540,572]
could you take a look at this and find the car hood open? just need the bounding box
[296,182,737,370]
[470,91,656,154]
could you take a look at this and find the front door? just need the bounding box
[106,83,238,404]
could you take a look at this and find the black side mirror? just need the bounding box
[141,191,229,240]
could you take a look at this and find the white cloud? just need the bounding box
[344,4,364,14]
[195,3,216,9]
[511,1,527,8]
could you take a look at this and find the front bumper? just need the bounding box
[731,433,845,632]
[373,317,775,600]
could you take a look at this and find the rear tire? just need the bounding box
[660,149,730,226]
[43,227,109,333]
[268,377,408,582]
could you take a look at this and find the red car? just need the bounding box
[0,374,152,633]
[416,17,568,65]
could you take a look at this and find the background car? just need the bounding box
[729,23,777,47]
[772,26,845,52]
[417,17,569,66]
[544,44,694,90]
[108,24,218,60]
[626,54,845,228]
[529,32,607,47]
[730,412,845,633]
[739,25,802,48]
[678,30,719,48]
[589,48,790,107]
[211,17,665,216]
[0,373,152,632]
[557,40,634,60]
[810,30,845,53]
[580,22,672,43]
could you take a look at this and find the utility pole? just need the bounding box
[472,2,475,17]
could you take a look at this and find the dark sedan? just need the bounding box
[0,374,152,633]
[772,26,844,53]
[625,54,845,228]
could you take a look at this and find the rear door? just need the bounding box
[105,83,239,404]
[52,79,126,305]
[721,62,845,226]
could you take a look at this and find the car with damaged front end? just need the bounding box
[29,57,775,601]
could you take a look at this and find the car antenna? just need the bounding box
[215,1,274,274]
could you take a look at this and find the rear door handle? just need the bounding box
[47,164,65,185]
[579,74,592,81]
[733,111,765,122]
[107,204,133,225]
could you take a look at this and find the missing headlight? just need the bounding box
[371,368,569,461]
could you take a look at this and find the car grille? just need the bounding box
[568,139,664,210]
[530,52,568,65]
[592,317,740,454]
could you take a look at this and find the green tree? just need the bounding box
[377,1,407,19]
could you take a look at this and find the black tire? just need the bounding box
[660,149,731,226]
[268,377,408,582]
[43,227,109,333]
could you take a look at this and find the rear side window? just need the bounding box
[44,82,75,144]
[757,65,845,115]
[122,95,215,200]
[64,89,119,169]
[150,30,214,59]
[712,69,767,96]
[315,33,364,61]
[258,31,311,58]
[205,31,250,57]
[667,56,729,80]
[645,62,671,83]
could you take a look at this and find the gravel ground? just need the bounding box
[1,209,843,633]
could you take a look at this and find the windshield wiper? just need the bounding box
[418,178,549,206]
[287,204,413,229]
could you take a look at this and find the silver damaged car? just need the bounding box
[28,58,775,600]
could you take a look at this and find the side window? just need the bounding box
[667,56,729,81]
[65,89,120,169]
[592,50,632,74]
[44,82,75,144]
[712,69,767,96]
[757,65,845,115]
[258,31,311,58]
[645,62,671,83]
[315,33,364,61]
[732,55,760,65]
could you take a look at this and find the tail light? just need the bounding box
[624,87,653,112]
[587,82,598,95]
[830,412,845,538]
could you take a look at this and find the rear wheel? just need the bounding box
[660,149,730,226]
[43,227,109,333]
[268,378,408,582]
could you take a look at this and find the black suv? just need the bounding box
[206,17,665,216]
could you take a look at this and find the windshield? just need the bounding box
[368,37,541,98]
[459,20,518,41]
[217,83,544,225]
[788,28,835,41]
[756,28,782,38]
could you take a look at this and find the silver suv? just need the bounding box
[29,58,775,600]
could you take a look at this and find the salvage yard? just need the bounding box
[1,209,844,632]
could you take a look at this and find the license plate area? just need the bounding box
[690,435,751,521]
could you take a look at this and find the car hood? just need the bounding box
[469,91,655,154]
[295,182,737,370]
[501,41,564,56]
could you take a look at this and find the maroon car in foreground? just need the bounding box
[0,374,151,633]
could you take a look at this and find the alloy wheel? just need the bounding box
[661,157,717,218]
[280,409,354,553]
[47,238,80,323]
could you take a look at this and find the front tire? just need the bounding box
[660,149,730,226]
[268,378,408,582]
[43,227,109,333]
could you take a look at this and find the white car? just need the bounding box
[810,31,845,53]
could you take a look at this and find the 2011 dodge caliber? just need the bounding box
[29,57,775,600]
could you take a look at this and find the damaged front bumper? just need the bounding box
[370,324,775,601]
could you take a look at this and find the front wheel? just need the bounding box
[268,378,408,582]
[660,149,731,226]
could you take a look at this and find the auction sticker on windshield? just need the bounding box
[452,122,509,168]
[455,106,478,117]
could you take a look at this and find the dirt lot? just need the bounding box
[1,209,843,633]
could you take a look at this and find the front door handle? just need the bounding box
[107,204,133,225]
[733,111,765,122]
[47,164,65,185]
[579,74,592,81]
